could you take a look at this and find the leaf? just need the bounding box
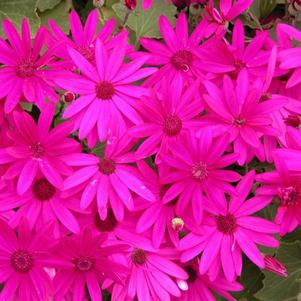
[255,241,301,301]
[0,0,40,36]
[233,257,265,301]
[39,0,72,33]
[92,142,106,157]
[282,228,301,243]
[249,0,277,19]
[112,0,177,39]
[37,0,61,12]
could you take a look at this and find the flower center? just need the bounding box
[11,250,33,273]
[233,117,246,127]
[15,58,36,78]
[73,256,95,272]
[192,162,208,180]
[29,142,45,158]
[233,60,246,70]
[185,266,198,283]
[278,186,300,207]
[95,209,117,232]
[75,45,95,62]
[32,178,56,201]
[170,50,193,72]
[215,213,237,234]
[284,114,300,128]
[95,81,115,100]
[98,158,116,175]
[131,248,147,265]
[162,115,182,136]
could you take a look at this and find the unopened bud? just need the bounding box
[172,217,184,231]
[124,0,137,10]
[93,0,105,8]
[63,92,76,103]
[264,255,288,278]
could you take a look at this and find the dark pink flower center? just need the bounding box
[233,60,246,70]
[278,186,300,207]
[73,256,95,272]
[216,213,237,234]
[170,50,193,72]
[63,91,76,103]
[95,81,115,100]
[163,115,182,136]
[32,178,56,201]
[284,114,300,128]
[15,58,36,78]
[29,142,45,158]
[131,248,147,265]
[233,117,246,127]
[95,209,117,232]
[11,250,33,273]
[185,266,198,283]
[98,158,116,175]
[75,45,95,62]
[124,0,137,10]
[192,162,208,180]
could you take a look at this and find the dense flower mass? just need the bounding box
[0,0,300,300]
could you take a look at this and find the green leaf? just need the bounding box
[92,142,106,157]
[0,0,40,36]
[233,257,265,301]
[39,0,72,33]
[112,0,176,39]
[282,228,301,243]
[37,0,61,12]
[249,0,277,19]
[255,241,301,301]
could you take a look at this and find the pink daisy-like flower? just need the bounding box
[256,153,301,235]
[201,70,286,165]
[0,18,58,112]
[0,176,80,234]
[52,228,128,301]
[137,12,206,85]
[62,135,155,221]
[0,103,80,194]
[0,218,55,301]
[104,229,188,301]
[174,262,243,301]
[202,0,253,37]
[55,33,156,142]
[180,170,279,282]
[130,77,203,159]
[160,130,240,222]
[197,20,271,78]
[48,9,116,66]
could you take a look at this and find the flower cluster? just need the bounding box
[0,0,299,300]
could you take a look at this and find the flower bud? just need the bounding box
[93,0,105,8]
[264,255,288,278]
[63,92,76,103]
[125,0,137,10]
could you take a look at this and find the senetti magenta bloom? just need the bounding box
[0,103,80,194]
[0,18,58,113]
[180,171,279,281]
[55,34,156,143]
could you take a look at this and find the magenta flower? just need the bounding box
[202,0,253,37]
[130,78,203,159]
[52,228,128,301]
[197,20,271,78]
[160,130,240,222]
[55,33,156,142]
[0,218,55,300]
[104,229,188,301]
[0,176,80,234]
[174,262,243,301]
[63,135,155,221]
[180,171,279,281]
[48,9,116,66]
[256,153,301,235]
[0,18,58,113]
[0,103,80,194]
[137,12,206,85]
[202,70,286,164]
